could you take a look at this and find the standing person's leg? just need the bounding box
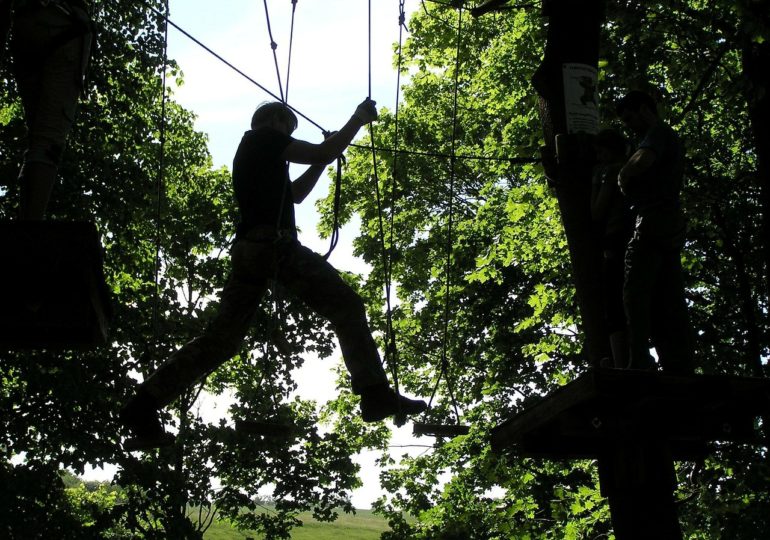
[604,246,629,368]
[120,241,272,447]
[650,248,694,375]
[276,241,426,421]
[624,230,660,370]
[276,242,387,392]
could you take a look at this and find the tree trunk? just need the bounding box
[741,1,770,368]
[533,0,609,365]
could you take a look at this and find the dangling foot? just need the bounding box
[119,390,175,451]
[359,384,428,423]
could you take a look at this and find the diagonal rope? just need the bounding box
[139,0,540,166]
[141,1,324,130]
[262,0,285,101]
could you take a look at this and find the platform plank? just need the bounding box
[0,221,112,348]
[491,368,770,459]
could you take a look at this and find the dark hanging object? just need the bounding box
[0,221,112,348]
[413,422,470,438]
[235,419,295,438]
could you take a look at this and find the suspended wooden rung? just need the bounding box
[413,422,470,438]
[0,220,112,349]
[235,419,296,438]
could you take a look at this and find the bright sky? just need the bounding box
[161,0,427,510]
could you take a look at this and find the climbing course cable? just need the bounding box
[381,0,411,410]
[141,0,323,130]
[285,0,298,102]
[139,0,539,166]
[152,0,170,338]
[262,0,285,101]
[384,0,409,346]
[367,0,403,412]
[427,4,464,424]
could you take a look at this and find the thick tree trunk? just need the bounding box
[533,0,609,365]
[741,0,770,377]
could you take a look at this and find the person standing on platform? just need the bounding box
[591,128,634,368]
[1,0,93,220]
[617,90,694,375]
[120,99,427,450]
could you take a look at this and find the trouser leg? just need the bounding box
[12,13,85,219]
[141,241,269,408]
[604,248,629,368]
[277,242,388,394]
[18,161,57,220]
[650,249,694,374]
[624,238,660,369]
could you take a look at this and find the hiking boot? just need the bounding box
[359,384,428,423]
[119,390,175,451]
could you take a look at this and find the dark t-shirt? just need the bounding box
[232,127,295,240]
[625,121,684,211]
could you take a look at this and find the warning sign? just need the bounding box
[562,63,599,135]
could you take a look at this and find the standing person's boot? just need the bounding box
[359,384,427,422]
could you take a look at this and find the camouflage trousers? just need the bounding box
[12,2,92,167]
[142,235,388,408]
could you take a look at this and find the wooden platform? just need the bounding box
[491,368,770,460]
[0,221,112,348]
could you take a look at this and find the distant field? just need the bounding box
[203,509,390,540]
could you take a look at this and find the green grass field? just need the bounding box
[203,509,390,540]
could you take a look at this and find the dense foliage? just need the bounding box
[324,1,770,538]
[1,0,768,539]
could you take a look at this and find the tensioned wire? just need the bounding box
[140,0,537,165]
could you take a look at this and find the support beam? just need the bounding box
[491,368,770,539]
[0,221,112,348]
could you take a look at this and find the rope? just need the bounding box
[427,5,464,423]
[285,0,298,102]
[381,0,410,387]
[367,0,402,406]
[141,1,325,131]
[262,0,285,101]
[151,0,170,337]
[322,157,343,260]
[139,0,541,166]
[349,143,539,164]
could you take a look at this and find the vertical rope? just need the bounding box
[262,0,285,101]
[152,0,170,337]
[285,0,298,102]
[383,0,409,397]
[367,0,401,402]
[428,5,464,423]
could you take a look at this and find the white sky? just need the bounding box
[87,0,431,510]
